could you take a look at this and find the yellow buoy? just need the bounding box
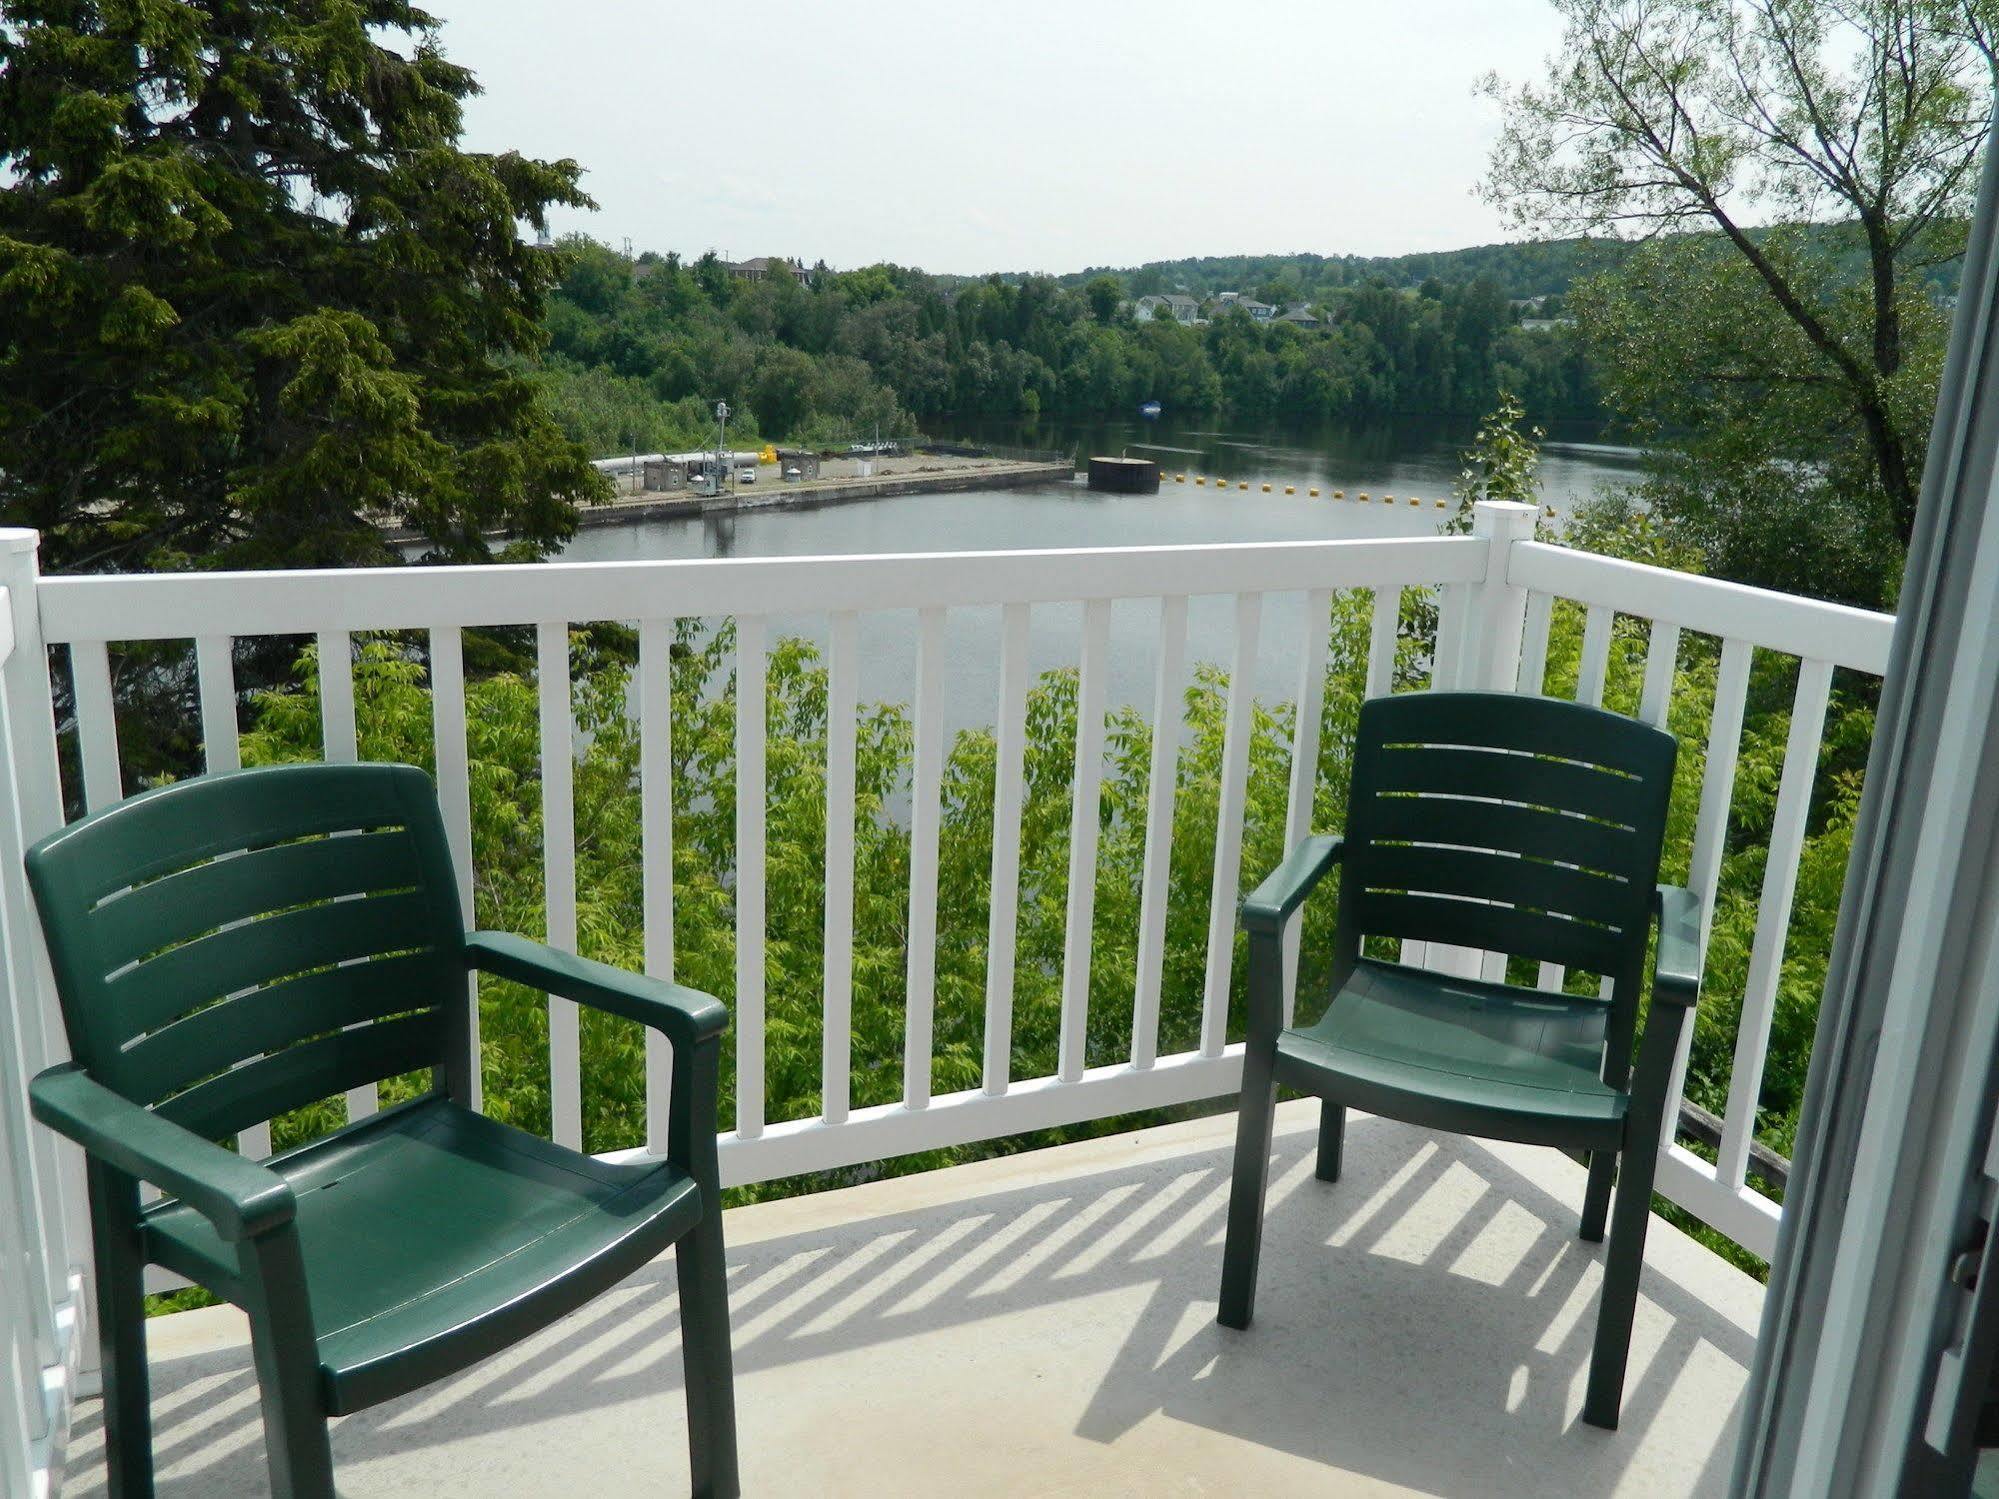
[1332,489,1344,499]
[1409,497,1421,507]
[1238,481,1249,491]
[1196,476,1205,485]
[1358,492,1369,502]
[1545,505,1557,518]
[1309,487,1319,497]
[1175,473,1185,482]
[1384,494,1395,503]
[1261,483,1271,492]
[1435,499,1447,509]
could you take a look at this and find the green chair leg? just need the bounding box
[1218,1066,1279,1331]
[239,1227,335,1499]
[88,1166,154,1499]
[675,1213,740,1499]
[1583,1144,1659,1430]
[1580,1150,1615,1242]
[1315,1101,1346,1183]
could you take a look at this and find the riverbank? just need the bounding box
[575,456,1075,529]
[386,454,1076,543]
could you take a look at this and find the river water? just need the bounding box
[556,416,1642,732]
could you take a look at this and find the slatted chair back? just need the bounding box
[26,763,470,1147]
[1338,691,1677,1025]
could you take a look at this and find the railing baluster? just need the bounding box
[1060,599,1111,1083]
[1717,657,1834,1190]
[0,622,63,1374]
[1535,602,1616,990]
[0,1082,41,1458]
[536,621,581,1150]
[318,630,357,760]
[316,630,377,1123]
[195,635,239,773]
[1281,589,1332,1022]
[1432,582,1471,690]
[1365,585,1399,699]
[1517,591,1554,695]
[983,604,1030,1095]
[195,636,274,1159]
[71,640,122,810]
[735,615,767,1139]
[640,617,676,1153]
[1639,621,1681,728]
[1575,605,1613,707]
[905,607,946,1107]
[822,612,858,1124]
[1202,593,1263,1056]
[1132,595,1187,1069]
[429,627,480,1112]
[1664,637,1753,1122]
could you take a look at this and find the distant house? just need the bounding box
[1135,293,1200,326]
[1222,295,1275,322]
[1519,316,1576,332]
[728,256,812,287]
[1275,305,1322,328]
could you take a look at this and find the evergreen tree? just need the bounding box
[0,1,607,572]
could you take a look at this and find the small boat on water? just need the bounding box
[1139,400,1162,419]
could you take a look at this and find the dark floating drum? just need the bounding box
[1087,456,1161,493]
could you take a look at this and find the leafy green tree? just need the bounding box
[0,0,607,572]
[1449,390,1545,529]
[1483,0,1997,607]
[1083,274,1124,323]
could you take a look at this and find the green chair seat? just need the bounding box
[144,1098,703,1414]
[1273,958,1628,1151]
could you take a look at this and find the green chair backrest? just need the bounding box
[25,763,469,1145]
[1340,691,1677,1009]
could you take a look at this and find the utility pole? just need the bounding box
[716,400,731,492]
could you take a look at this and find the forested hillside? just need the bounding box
[535,240,1601,457]
[1049,238,1629,302]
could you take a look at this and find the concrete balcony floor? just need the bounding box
[59,1099,1762,1497]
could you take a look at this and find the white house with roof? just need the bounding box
[1133,294,1200,325]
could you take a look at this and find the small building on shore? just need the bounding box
[643,451,762,490]
[774,448,821,482]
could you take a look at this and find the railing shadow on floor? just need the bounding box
[59,1112,1758,1497]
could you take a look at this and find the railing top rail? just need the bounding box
[1509,539,1896,675]
[37,535,1489,643]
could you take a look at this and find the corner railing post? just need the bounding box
[0,530,90,1386]
[1420,501,1540,980]
[1467,500,1539,692]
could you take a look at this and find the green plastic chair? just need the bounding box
[24,763,740,1498]
[1216,691,1701,1430]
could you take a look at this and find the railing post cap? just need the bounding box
[0,528,40,557]
[1471,499,1538,537]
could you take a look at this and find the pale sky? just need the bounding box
[430,1,1568,276]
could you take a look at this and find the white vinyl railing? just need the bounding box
[0,534,88,1499]
[0,502,1898,1495]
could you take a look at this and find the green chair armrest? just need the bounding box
[1653,884,1703,1008]
[1242,835,1344,935]
[463,931,730,1048]
[29,1064,295,1241]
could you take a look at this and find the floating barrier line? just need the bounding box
[1148,475,1559,521]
